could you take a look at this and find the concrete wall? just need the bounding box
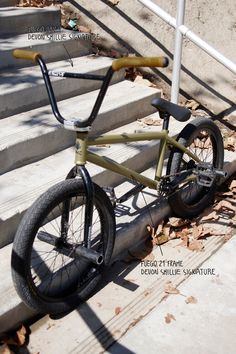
[66,0,236,117]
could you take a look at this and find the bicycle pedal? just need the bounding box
[193,163,216,187]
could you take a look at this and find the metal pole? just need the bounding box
[171,0,185,103]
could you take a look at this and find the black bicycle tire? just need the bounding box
[166,118,224,218]
[11,179,115,314]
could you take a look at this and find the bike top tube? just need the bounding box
[13,49,168,132]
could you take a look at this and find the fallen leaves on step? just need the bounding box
[115,307,122,315]
[134,74,157,88]
[93,45,128,59]
[165,313,176,324]
[147,224,169,245]
[17,0,60,7]
[146,181,235,251]
[185,295,198,304]
[164,281,180,295]
[214,200,236,214]
[200,210,219,222]
[137,116,162,126]
[229,179,236,193]
[168,217,190,228]
[184,99,200,111]
[223,131,236,151]
[188,239,204,252]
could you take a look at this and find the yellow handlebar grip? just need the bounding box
[112,56,169,71]
[13,49,41,62]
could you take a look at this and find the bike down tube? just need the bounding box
[87,151,158,190]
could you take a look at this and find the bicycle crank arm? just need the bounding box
[37,231,104,265]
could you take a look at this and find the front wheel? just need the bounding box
[166,118,224,218]
[11,179,115,314]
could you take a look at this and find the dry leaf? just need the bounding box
[185,296,198,304]
[78,25,91,33]
[188,239,204,252]
[147,223,169,245]
[115,307,122,315]
[134,75,156,88]
[168,217,190,228]
[138,116,161,126]
[223,133,236,151]
[214,200,235,214]
[185,99,199,110]
[229,179,236,192]
[224,233,233,242]
[192,225,203,239]
[164,281,180,295]
[201,210,219,221]
[165,313,176,324]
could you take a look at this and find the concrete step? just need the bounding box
[0,55,124,119]
[0,0,15,6]
[0,6,60,35]
[0,30,92,70]
[0,80,159,174]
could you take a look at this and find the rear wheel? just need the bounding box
[166,118,224,218]
[12,179,115,314]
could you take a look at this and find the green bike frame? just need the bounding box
[74,130,201,191]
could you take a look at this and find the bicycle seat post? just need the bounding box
[160,111,170,130]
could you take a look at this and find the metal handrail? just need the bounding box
[137,0,236,103]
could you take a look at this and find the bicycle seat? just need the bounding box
[151,98,191,122]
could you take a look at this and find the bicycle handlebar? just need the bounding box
[13,49,169,131]
[112,56,169,71]
[13,49,41,62]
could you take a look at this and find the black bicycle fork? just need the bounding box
[63,165,104,265]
